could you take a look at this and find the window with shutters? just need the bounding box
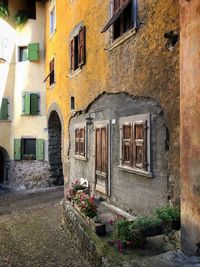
[119,114,151,176]
[14,138,44,161]
[0,98,9,121]
[22,92,40,116]
[49,57,55,85]
[74,127,86,159]
[70,26,86,73]
[18,43,39,62]
[102,0,137,41]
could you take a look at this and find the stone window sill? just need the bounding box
[74,155,87,161]
[118,165,153,178]
[107,28,137,51]
[68,67,82,79]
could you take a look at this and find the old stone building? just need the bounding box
[0,0,51,189]
[45,0,180,215]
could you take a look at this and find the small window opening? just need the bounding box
[70,96,75,110]
[74,36,79,71]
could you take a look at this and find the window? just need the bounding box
[70,96,75,110]
[19,46,28,62]
[0,98,9,120]
[18,43,39,62]
[70,26,86,72]
[49,58,55,85]
[43,57,55,86]
[23,92,40,115]
[14,138,44,161]
[49,3,56,36]
[75,127,86,158]
[102,0,137,41]
[119,114,151,174]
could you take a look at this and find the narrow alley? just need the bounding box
[0,187,91,267]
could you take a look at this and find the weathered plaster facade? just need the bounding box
[45,0,180,213]
[180,0,200,256]
[0,1,51,189]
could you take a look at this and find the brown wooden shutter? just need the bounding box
[79,128,85,156]
[70,39,75,71]
[96,128,101,172]
[133,121,147,171]
[101,127,108,173]
[114,0,121,14]
[49,58,54,85]
[78,27,86,67]
[75,129,79,155]
[121,124,132,167]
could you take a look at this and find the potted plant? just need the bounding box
[0,2,9,18]
[154,206,180,231]
[14,10,28,26]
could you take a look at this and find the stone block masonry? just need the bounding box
[10,160,51,189]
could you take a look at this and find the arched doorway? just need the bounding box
[48,111,64,185]
[0,147,9,184]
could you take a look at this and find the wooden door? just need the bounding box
[95,125,108,195]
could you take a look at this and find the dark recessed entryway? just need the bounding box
[48,111,64,185]
[0,147,9,185]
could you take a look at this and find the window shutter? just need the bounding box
[70,39,75,71]
[79,128,85,156]
[36,139,44,161]
[30,94,39,115]
[101,126,108,174]
[23,93,31,115]
[133,121,147,170]
[95,128,102,172]
[14,139,21,160]
[49,58,55,85]
[28,43,39,61]
[75,129,80,155]
[0,98,9,120]
[121,124,132,167]
[78,27,86,67]
[114,0,121,14]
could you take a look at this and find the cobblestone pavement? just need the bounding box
[0,187,92,267]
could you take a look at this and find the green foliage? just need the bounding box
[113,219,132,243]
[72,183,87,192]
[131,216,162,230]
[0,3,9,18]
[155,206,180,223]
[14,10,28,26]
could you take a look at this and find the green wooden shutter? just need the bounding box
[23,93,31,115]
[30,94,39,115]
[28,43,39,61]
[0,98,9,120]
[36,139,44,161]
[14,139,21,160]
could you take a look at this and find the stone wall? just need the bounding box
[10,160,51,189]
[69,93,169,216]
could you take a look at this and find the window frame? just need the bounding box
[22,138,37,160]
[74,123,87,161]
[119,114,152,177]
[18,46,28,62]
[70,25,86,74]
[49,57,55,86]
[49,0,56,37]
[22,92,40,116]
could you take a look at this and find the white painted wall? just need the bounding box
[0,1,48,160]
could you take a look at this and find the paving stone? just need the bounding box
[0,187,92,267]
